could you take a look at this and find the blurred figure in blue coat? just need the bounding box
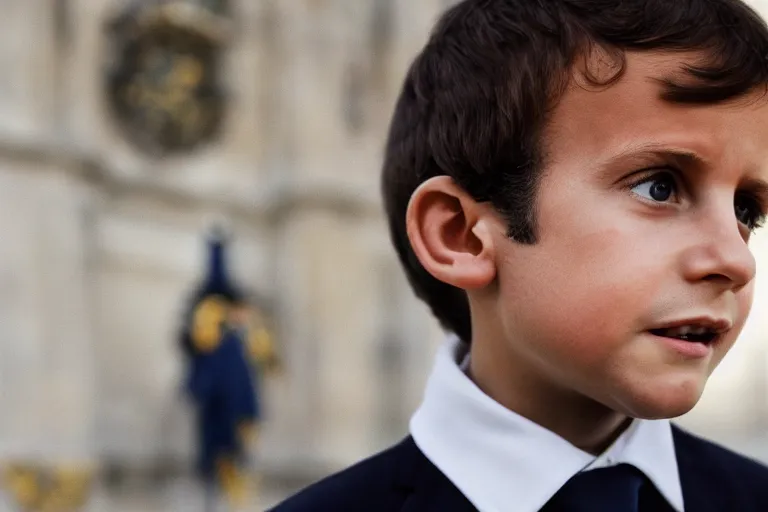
[179,228,271,510]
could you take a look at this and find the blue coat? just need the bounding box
[187,328,259,478]
[270,426,768,511]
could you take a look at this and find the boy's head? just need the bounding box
[382,0,768,421]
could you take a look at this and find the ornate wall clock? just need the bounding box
[104,1,232,156]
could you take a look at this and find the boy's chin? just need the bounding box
[606,377,707,420]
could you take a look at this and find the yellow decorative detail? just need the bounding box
[174,56,204,87]
[237,421,259,446]
[245,314,282,374]
[2,463,93,512]
[3,465,39,509]
[192,295,228,353]
[248,328,274,363]
[216,456,249,508]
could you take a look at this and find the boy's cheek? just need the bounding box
[501,287,643,363]
[725,286,756,346]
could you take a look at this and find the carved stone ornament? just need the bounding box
[104,1,232,156]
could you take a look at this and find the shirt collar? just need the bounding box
[410,334,685,512]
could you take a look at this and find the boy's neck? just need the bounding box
[467,342,631,455]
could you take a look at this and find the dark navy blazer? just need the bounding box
[270,425,768,511]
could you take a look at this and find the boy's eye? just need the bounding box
[627,171,767,233]
[734,194,767,232]
[629,172,678,203]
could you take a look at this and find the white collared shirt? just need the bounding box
[410,334,685,512]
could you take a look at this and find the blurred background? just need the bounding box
[0,0,767,510]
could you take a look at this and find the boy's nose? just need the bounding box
[680,210,757,292]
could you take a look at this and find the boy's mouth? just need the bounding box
[648,318,731,345]
[649,326,718,343]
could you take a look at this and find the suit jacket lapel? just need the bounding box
[395,437,478,512]
[399,477,478,512]
[672,426,727,512]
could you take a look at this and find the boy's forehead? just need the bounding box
[546,51,768,177]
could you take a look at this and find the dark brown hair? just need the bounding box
[381,0,768,343]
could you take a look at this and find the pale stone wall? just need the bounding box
[29,0,447,474]
[0,162,95,464]
[0,1,58,144]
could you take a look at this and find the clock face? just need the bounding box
[105,19,226,156]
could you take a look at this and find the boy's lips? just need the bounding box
[648,316,732,336]
[645,316,732,358]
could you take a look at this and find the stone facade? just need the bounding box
[0,0,447,479]
[0,0,767,487]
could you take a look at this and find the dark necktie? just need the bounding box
[540,464,653,512]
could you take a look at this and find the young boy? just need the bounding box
[273,0,768,510]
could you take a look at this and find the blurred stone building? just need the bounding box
[0,0,767,495]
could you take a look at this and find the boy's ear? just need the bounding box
[406,176,497,290]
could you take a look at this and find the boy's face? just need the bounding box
[488,51,768,419]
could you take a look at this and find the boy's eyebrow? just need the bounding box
[595,143,710,181]
[604,142,768,198]
[606,142,709,169]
